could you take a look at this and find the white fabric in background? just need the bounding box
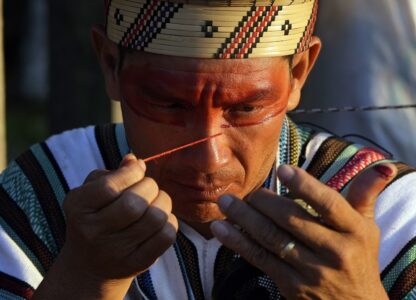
[295,0,416,166]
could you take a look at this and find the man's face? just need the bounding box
[117,52,295,226]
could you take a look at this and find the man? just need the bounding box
[1,0,416,299]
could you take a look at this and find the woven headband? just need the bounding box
[105,0,318,59]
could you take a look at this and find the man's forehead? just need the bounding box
[122,51,286,74]
[120,51,290,108]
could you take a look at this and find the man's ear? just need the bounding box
[287,36,322,111]
[91,25,121,101]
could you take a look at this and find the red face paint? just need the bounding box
[119,55,294,234]
[122,86,287,128]
[220,110,282,128]
[119,64,289,128]
[120,67,188,127]
[122,95,188,127]
[143,133,223,162]
[219,98,287,128]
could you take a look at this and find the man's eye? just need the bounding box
[230,105,261,113]
[167,102,188,110]
[149,101,189,111]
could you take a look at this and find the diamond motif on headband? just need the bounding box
[115,8,124,26]
[202,21,219,38]
[282,20,292,35]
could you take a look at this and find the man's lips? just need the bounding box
[170,180,232,201]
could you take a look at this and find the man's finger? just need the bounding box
[121,190,173,242]
[246,189,338,252]
[216,194,293,254]
[83,154,139,184]
[346,163,397,220]
[83,169,109,184]
[278,165,358,232]
[82,156,147,209]
[93,177,160,232]
[129,214,178,273]
[211,220,295,282]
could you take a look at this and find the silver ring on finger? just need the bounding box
[279,240,296,259]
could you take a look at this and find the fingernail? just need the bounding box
[278,165,296,183]
[120,154,136,167]
[138,159,147,171]
[218,195,234,212]
[374,165,394,179]
[211,221,229,239]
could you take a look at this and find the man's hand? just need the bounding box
[34,154,178,300]
[211,163,397,300]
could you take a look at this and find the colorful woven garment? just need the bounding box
[0,120,415,299]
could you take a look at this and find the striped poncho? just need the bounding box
[0,118,416,299]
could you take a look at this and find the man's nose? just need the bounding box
[179,114,231,173]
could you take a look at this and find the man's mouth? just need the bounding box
[170,180,232,201]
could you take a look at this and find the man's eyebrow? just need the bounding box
[223,88,276,105]
[141,85,192,103]
[141,85,277,105]
[240,90,271,102]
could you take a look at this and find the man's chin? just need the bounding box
[174,202,225,225]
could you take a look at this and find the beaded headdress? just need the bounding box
[105,0,318,59]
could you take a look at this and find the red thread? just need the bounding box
[143,133,223,162]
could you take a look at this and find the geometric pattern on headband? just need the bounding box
[106,0,318,58]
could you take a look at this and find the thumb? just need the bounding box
[346,163,397,220]
[119,153,139,168]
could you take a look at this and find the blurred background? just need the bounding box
[295,0,416,166]
[2,0,117,168]
[0,0,415,171]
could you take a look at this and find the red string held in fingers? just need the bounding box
[143,133,223,162]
